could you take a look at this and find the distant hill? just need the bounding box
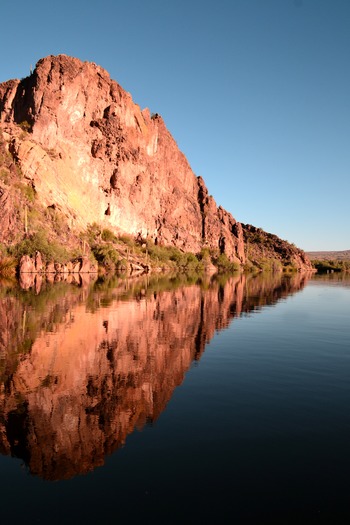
[306,250,350,261]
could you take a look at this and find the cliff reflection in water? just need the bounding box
[0,272,310,480]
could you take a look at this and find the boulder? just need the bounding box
[46,262,55,273]
[19,255,35,273]
[79,257,90,273]
[35,251,43,273]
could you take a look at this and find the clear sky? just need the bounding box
[1,0,349,251]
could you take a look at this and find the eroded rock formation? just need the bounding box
[0,55,246,263]
[19,252,96,275]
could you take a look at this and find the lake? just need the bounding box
[0,271,349,524]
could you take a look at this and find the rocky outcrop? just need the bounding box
[0,55,245,263]
[0,121,24,243]
[19,252,97,274]
[242,223,313,271]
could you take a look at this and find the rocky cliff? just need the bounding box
[242,223,312,271]
[0,54,312,270]
[0,55,245,263]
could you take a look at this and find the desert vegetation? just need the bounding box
[242,224,306,273]
[0,178,242,276]
[0,254,16,277]
[311,259,350,273]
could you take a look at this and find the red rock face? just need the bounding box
[0,55,245,262]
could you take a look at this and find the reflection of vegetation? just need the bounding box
[210,272,236,288]
[15,280,81,310]
[85,273,204,313]
[311,272,350,285]
[0,276,17,292]
[0,280,84,383]
[92,274,121,291]
[0,270,312,393]
[240,272,305,315]
[1,272,214,384]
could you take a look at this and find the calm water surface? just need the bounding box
[0,272,349,524]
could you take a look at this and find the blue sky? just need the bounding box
[1,0,349,251]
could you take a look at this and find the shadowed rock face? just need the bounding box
[0,272,310,480]
[0,55,245,263]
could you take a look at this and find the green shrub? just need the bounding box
[92,244,119,269]
[86,223,102,244]
[145,242,174,263]
[10,230,69,263]
[15,182,36,202]
[19,121,31,132]
[44,207,67,235]
[282,264,297,273]
[311,259,350,273]
[118,234,136,247]
[198,247,211,261]
[0,243,8,257]
[0,168,10,185]
[214,253,240,273]
[257,257,283,272]
[0,256,17,276]
[141,241,204,273]
[116,258,128,271]
[101,228,117,242]
[169,249,203,272]
[169,249,186,264]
